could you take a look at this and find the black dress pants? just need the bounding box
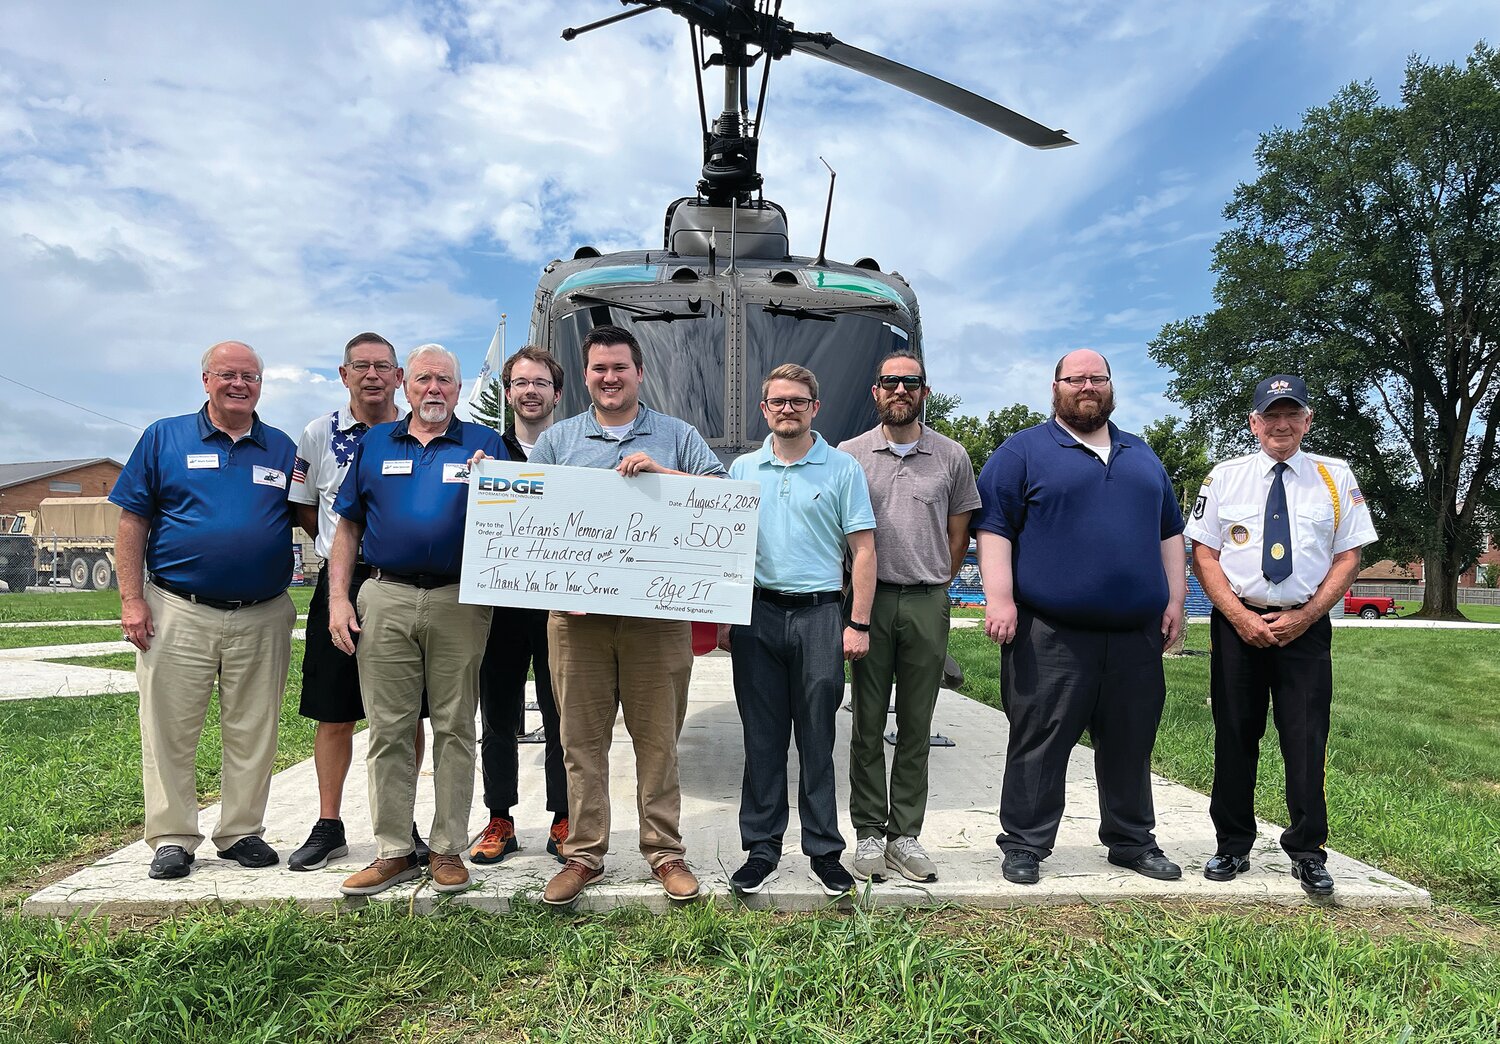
[998,607,1166,861]
[1208,607,1332,863]
[478,604,567,817]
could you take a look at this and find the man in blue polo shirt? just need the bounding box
[724,363,876,897]
[975,349,1186,886]
[326,343,507,897]
[112,340,298,881]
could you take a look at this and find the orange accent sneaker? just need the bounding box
[547,819,569,864]
[652,858,701,900]
[469,817,518,865]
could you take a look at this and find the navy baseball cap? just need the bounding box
[1252,374,1310,413]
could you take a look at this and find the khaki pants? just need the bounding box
[356,579,491,858]
[137,584,295,853]
[548,613,693,869]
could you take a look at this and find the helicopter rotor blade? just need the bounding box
[789,32,1075,149]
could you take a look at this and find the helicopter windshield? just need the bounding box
[744,305,910,444]
[552,301,726,438]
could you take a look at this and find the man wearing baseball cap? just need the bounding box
[1184,373,1377,897]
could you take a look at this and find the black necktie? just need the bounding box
[1263,462,1293,584]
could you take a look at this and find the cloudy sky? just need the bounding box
[0,0,1493,464]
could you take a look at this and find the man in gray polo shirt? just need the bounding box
[838,350,981,883]
[528,324,726,906]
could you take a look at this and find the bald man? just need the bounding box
[112,341,299,881]
[973,350,1187,886]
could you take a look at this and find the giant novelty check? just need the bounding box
[459,460,760,624]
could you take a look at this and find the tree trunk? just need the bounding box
[1416,553,1465,619]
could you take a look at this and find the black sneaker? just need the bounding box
[729,857,779,895]
[216,835,279,868]
[1001,849,1040,885]
[412,823,430,867]
[807,855,854,896]
[147,844,195,880]
[288,818,348,872]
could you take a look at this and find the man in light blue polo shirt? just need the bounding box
[326,343,508,897]
[723,363,876,896]
[112,340,298,881]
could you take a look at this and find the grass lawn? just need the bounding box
[1396,600,1500,623]
[1,614,1498,1041]
[0,586,315,623]
[0,625,126,650]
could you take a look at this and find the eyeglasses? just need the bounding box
[876,374,925,391]
[506,378,555,391]
[346,361,396,374]
[207,371,263,384]
[1057,375,1111,388]
[764,397,814,412]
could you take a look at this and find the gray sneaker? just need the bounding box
[852,836,887,882]
[885,836,938,882]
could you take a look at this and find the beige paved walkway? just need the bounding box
[23,653,1426,916]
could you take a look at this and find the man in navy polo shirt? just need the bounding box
[975,349,1187,886]
[327,343,507,897]
[112,340,298,881]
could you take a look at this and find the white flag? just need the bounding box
[467,322,503,408]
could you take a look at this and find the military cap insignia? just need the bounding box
[1270,379,1291,394]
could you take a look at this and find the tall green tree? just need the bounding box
[1142,416,1213,513]
[470,377,506,432]
[1150,44,1500,618]
[929,397,1046,475]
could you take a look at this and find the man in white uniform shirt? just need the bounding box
[285,332,429,871]
[1185,373,1377,896]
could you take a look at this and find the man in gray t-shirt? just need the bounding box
[529,324,725,907]
[837,350,980,884]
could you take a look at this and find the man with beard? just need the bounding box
[328,344,508,896]
[287,332,432,873]
[974,349,1187,885]
[837,351,980,883]
[725,363,875,896]
[470,346,571,866]
[528,324,726,905]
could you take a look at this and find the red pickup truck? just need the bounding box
[1345,592,1398,619]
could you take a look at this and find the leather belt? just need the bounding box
[755,587,842,608]
[877,581,947,593]
[1239,597,1307,613]
[370,568,459,589]
[150,575,273,611]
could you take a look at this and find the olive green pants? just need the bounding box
[848,583,950,840]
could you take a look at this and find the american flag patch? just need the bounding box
[291,455,309,484]
[1350,487,1364,505]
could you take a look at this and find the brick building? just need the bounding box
[1359,531,1500,588]
[0,459,123,514]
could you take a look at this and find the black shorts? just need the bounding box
[299,566,430,723]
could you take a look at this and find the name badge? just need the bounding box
[382,459,414,476]
[443,462,471,484]
[186,453,220,470]
[252,465,287,489]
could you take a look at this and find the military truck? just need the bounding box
[0,497,120,591]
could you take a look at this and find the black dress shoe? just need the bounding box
[148,845,195,880]
[1108,848,1183,881]
[1204,853,1251,881]
[1291,858,1334,896]
[217,836,280,868]
[1001,849,1040,885]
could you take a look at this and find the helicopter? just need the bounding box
[523,0,1074,461]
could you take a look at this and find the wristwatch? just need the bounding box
[847,620,871,632]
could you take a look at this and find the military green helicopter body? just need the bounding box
[526,0,1072,461]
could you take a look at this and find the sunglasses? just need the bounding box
[876,374,924,390]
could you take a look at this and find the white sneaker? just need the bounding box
[852,836,887,882]
[885,836,938,882]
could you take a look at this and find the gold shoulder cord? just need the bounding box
[1315,462,1341,532]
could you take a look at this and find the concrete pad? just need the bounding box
[0,660,137,702]
[23,653,1427,917]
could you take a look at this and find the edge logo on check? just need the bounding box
[477,473,546,504]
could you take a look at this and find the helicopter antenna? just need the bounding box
[814,157,836,267]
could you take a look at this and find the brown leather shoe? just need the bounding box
[652,858,701,900]
[429,853,470,893]
[339,855,421,897]
[543,859,604,905]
